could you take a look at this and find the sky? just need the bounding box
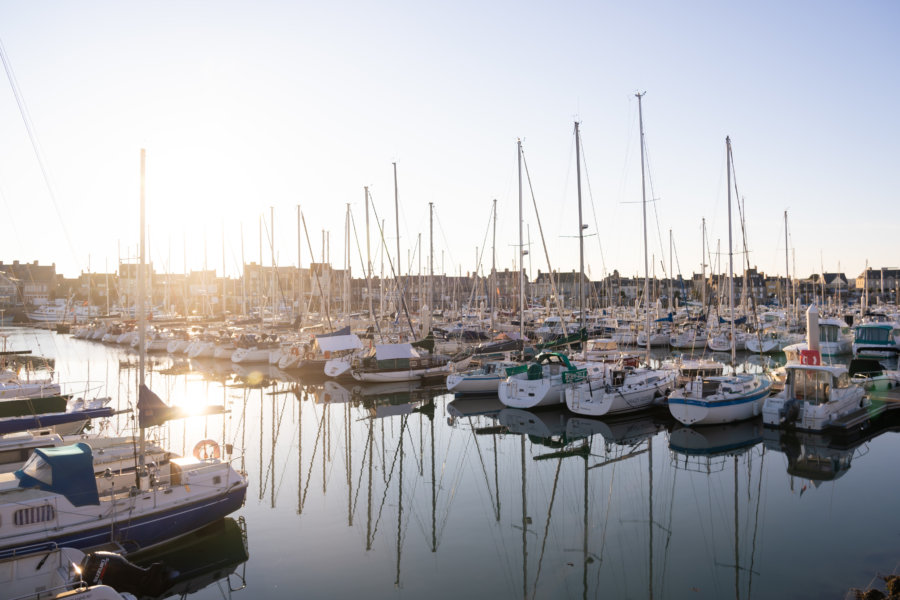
[0,0,897,283]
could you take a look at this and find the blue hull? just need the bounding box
[0,407,114,435]
[0,483,246,559]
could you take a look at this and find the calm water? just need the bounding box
[6,327,900,600]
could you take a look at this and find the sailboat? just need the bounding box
[565,95,678,418]
[668,137,772,426]
[0,150,249,559]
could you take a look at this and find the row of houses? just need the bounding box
[1,260,898,317]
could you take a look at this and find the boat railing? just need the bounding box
[8,581,87,600]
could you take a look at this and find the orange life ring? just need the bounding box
[193,439,221,461]
[291,346,300,356]
[305,352,315,360]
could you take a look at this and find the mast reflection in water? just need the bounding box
[13,327,900,599]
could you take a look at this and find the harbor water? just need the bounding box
[7,326,900,599]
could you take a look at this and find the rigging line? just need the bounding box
[371,415,407,539]
[265,390,292,498]
[747,447,765,598]
[0,37,82,272]
[435,429,473,549]
[273,420,300,501]
[520,147,566,323]
[350,421,373,517]
[298,405,326,512]
[299,210,333,331]
[433,210,458,274]
[531,457,563,600]
[468,416,498,514]
[348,205,385,341]
[578,138,608,277]
[466,203,496,308]
[260,215,292,311]
[368,195,416,338]
[639,131,670,282]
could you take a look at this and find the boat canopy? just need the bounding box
[375,343,419,360]
[315,334,362,353]
[14,442,99,506]
[317,326,352,338]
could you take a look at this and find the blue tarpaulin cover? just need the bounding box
[15,442,100,506]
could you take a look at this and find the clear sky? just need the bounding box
[0,1,897,283]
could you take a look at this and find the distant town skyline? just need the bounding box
[1,2,897,282]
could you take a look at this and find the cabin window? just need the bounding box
[19,453,52,486]
[170,462,183,486]
[14,504,55,526]
[820,326,838,343]
[836,373,850,388]
[791,370,832,405]
[856,327,891,343]
[0,448,32,465]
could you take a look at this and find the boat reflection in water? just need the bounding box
[669,420,764,469]
[127,517,249,599]
[318,380,446,419]
[498,405,668,599]
[763,412,900,485]
[446,395,505,423]
[668,418,766,600]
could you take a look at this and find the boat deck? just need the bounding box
[826,388,900,431]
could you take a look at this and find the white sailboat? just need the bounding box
[565,94,676,417]
[668,137,772,426]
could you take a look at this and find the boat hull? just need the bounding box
[668,382,771,426]
[0,481,247,559]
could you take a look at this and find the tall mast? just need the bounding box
[636,92,651,363]
[394,162,401,291]
[138,149,146,389]
[137,148,147,483]
[517,140,525,345]
[365,188,374,322]
[297,204,303,318]
[669,229,674,312]
[784,210,790,311]
[222,222,226,317]
[491,198,497,331]
[575,121,585,332]
[726,137,736,365]
[345,204,351,318]
[429,202,434,315]
[270,206,276,318]
[701,218,707,309]
[240,225,246,316]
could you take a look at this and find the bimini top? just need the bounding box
[375,343,419,360]
[14,442,99,507]
[315,334,363,354]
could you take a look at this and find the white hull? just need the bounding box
[351,364,452,383]
[446,372,504,395]
[667,374,772,426]
[499,376,564,409]
[565,369,676,417]
[231,348,271,364]
[324,356,353,378]
[213,344,236,359]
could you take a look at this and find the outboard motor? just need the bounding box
[81,551,178,597]
[780,398,801,426]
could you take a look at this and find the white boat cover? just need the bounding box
[375,343,419,360]
[315,334,363,353]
